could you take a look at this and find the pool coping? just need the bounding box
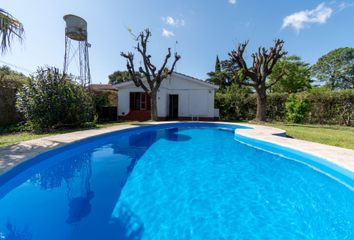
[0,121,353,175]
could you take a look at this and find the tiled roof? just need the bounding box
[89,84,117,91]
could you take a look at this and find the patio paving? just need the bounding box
[0,124,137,174]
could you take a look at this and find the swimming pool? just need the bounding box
[0,123,353,239]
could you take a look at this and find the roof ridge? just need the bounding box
[114,71,219,89]
[172,71,218,88]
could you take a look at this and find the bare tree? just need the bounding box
[121,29,181,121]
[229,39,287,121]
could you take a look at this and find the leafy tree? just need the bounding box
[206,56,235,88]
[121,29,181,120]
[0,9,24,54]
[269,55,311,93]
[215,55,221,72]
[206,56,221,85]
[228,39,287,121]
[17,67,94,131]
[0,65,27,84]
[311,47,354,90]
[108,70,131,85]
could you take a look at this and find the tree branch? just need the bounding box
[168,52,181,74]
[158,48,172,76]
[120,51,149,92]
[121,28,181,94]
[229,41,257,80]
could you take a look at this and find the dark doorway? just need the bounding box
[168,94,179,119]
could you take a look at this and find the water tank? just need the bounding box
[63,14,87,41]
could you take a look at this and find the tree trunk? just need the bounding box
[150,91,158,121]
[255,87,267,122]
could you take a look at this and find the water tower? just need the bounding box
[63,14,91,86]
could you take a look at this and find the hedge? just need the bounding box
[307,90,354,125]
[0,77,26,126]
[216,89,354,126]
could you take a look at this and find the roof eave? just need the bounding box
[172,72,219,89]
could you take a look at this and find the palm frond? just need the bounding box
[0,8,24,54]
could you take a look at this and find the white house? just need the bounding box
[114,72,219,121]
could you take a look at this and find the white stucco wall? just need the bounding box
[117,88,131,116]
[116,73,218,118]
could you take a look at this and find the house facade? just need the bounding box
[115,72,219,121]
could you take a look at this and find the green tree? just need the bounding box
[206,56,221,85]
[215,55,221,72]
[108,70,131,85]
[269,55,311,93]
[0,9,24,54]
[206,57,236,88]
[17,67,94,131]
[0,65,26,82]
[311,47,354,90]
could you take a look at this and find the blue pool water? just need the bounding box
[0,123,353,239]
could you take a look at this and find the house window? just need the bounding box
[130,92,151,110]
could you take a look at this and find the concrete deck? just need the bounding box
[0,122,353,175]
[234,123,354,172]
[0,124,138,174]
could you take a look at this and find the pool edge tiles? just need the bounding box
[233,130,354,189]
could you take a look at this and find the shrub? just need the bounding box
[17,67,95,131]
[215,84,254,120]
[90,89,117,122]
[0,66,27,126]
[266,93,288,121]
[285,94,310,123]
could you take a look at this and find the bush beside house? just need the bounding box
[89,84,118,122]
[16,67,95,132]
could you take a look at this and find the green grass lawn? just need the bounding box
[0,121,139,147]
[259,122,354,150]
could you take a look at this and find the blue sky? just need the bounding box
[1,0,353,83]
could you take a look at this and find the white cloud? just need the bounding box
[162,16,185,27]
[228,0,237,4]
[162,28,175,38]
[338,1,354,11]
[282,3,333,33]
